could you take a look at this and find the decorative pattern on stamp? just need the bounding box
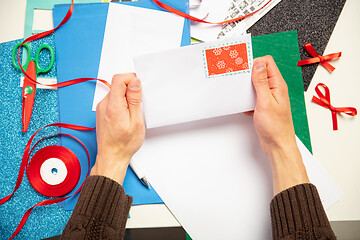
[203,42,251,78]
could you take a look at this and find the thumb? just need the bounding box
[252,59,271,100]
[126,77,143,124]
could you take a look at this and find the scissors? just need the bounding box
[12,42,54,132]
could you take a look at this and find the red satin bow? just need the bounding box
[297,43,342,72]
[312,83,357,130]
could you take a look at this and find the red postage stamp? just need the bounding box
[204,43,249,77]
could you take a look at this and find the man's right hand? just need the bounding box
[251,56,309,195]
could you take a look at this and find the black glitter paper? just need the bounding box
[248,0,346,91]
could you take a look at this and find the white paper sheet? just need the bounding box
[133,114,342,240]
[134,34,255,128]
[92,3,184,111]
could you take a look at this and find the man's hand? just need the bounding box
[252,56,295,154]
[91,73,145,185]
[251,56,309,195]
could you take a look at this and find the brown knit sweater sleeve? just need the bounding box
[270,183,336,240]
[61,175,133,240]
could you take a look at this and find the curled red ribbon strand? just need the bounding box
[0,123,94,240]
[16,0,110,89]
[151,0,272,25]
[312,83,357,131]
[297,43,342,72]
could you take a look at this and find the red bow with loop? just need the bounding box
[297,43,342,72]
[312,83,357,130]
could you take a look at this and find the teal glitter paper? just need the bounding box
[0,36,72,239]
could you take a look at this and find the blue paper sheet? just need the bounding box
[53,0,190,209]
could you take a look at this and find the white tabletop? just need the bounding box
[304,0,360,221]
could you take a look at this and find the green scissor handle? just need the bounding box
[11,42,31,71]
[11,42,54,74]
[35,44,55,74]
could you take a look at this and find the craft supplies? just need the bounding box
[0,37,71,240]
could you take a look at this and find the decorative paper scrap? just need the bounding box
[134,33,254,129]
[203,41,251,77]
[218,0,281,39]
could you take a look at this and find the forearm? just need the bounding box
[90,154,129,185]
[266,140,309,196]
[61,176,132,240]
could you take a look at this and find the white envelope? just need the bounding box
[134,34,255,129]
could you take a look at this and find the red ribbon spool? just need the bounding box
[0,123,94,240]
[27,145,81,197]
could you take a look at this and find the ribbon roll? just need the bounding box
[27,145,80,197]
[312,83,357,130]
[297,43,342,72]
[0,123,94,240]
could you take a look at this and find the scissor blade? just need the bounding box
[22,60,37,132]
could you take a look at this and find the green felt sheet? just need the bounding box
[252,30,312,152]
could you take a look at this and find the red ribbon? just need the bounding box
[312,83,357,130]
[151,0,272,25]
[297,43,342,72]
[0,123,95,240]
[16,0,110,89]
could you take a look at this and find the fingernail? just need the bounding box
[129,78,140,90]
[255,60,266,72]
